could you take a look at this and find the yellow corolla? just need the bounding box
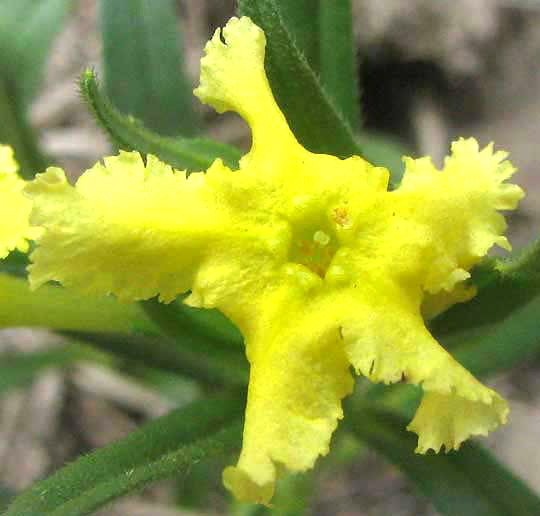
[25,17,524,505]
[0,145,40,259]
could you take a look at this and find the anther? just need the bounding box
[313,230,330,246]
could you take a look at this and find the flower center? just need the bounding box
[289,228,338,278]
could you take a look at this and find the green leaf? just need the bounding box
[231,473,313,515]
[169,296,243,348]
[61,293,247,391]
[67,330,248,387]
[0,250,29,278]
[0,273,157,334]
[318,0,361,131]
[0,484,15,512]
[357,131,408,187]
[346,403,540,516]
[0,347,83,395]
[275,1,319,71]
[237,0,362,158]
[432,239,540,340]
[0,77,47,179]
[80,69,242,171]
[0,0,72,107]
[446,290,540,379]
[140,299,248,385]
[270,473,314,515]
[413,239,540,382]
[100,0,198,136]
[276,1,362,132]
[6,396,243,516]
[0,0,71,178]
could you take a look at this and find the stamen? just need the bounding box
[313,230,330,246]
[333,207,351,229]
[288,226,338,279]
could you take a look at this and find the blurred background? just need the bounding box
[1,1,540,514]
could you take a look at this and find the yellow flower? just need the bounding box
[0,145,40,259]
[25,17,524,505]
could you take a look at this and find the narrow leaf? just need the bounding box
[276,1,319,70]
[0,0,70,177]
[157,296,243,348]
[140,299,248,385]
[319,0,361,131]
[231,472,313,515]
[448,290,540,378]
[347,403,540,516]
[237,0,362,158]
[100,0,198,136]
[0,77,47,179]
[6,396,243,516]
[80,69,242,170]
[416,240,540,382]
[0,0,72,107]
[0,250,28,278]
[357,132,408,186]
[432,239,540,339]
[0,273,157,334]
[0,484,15,512]
[67,330,248,387]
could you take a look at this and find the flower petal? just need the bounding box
[421,282,477,320]
[0,145,40,258]
[193,15,390,214]
[194,16,298,167]
[26,152,279,303]
[409,391,507,453]
[394,138,524,294]
[341,283,508,453]
[223,279,354,504]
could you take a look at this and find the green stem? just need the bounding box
[0,78,47,179]
[0,273,157,333]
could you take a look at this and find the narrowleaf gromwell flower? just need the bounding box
[24,17,524,505]
[0,145,40,259]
